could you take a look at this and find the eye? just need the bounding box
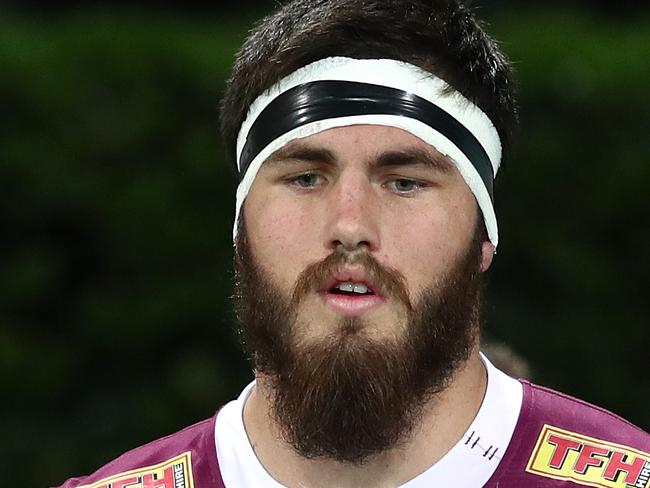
[290,173,323,188]
[388,178,422,193]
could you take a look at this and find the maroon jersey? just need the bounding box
[486,381,650,488]
[54,417,225,488]
[54,381,650,488]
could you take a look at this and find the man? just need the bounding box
[56,0,650,487]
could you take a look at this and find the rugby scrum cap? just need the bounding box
[233,56,502,246]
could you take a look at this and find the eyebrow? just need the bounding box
[372,148,454,173]
[263,142,454,173]
[264,144,337,167]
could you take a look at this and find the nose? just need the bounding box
[324,168,380,253]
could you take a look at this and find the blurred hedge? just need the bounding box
[0,8,648,487]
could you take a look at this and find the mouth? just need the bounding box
[318,271,385,316]
[328,281,374,296]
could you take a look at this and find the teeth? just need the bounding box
[353,283,368,294]
[335,282,369,294]
[338,282,354,292]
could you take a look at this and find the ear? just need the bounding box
[480,239,496,272]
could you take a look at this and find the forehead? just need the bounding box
[262,124,457,172]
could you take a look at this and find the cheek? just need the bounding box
[244,195,319,291]
[379,214,449,287]
[378,195,476,291]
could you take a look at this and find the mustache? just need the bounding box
[290,249,412,311]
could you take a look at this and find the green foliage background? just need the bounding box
[0,7,648,487]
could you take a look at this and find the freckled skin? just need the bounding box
[243,124,491,341]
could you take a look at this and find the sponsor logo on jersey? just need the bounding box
[78,451,194,488]
[526,425,650,488]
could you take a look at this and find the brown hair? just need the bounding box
[220,0,518,173]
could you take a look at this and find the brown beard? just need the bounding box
[233,222,484,464]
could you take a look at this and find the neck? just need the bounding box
[243,347,487,488]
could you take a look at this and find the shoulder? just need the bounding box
[487,381,650,487]
[53,414,226,488]
[522,381,650,448]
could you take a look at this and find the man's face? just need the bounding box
[243,125,481,339]
[235,124,488,463]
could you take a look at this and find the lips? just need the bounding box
[321,268,380,297]
[319,268,385,316]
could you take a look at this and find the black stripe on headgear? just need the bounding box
[239,80,494,200]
